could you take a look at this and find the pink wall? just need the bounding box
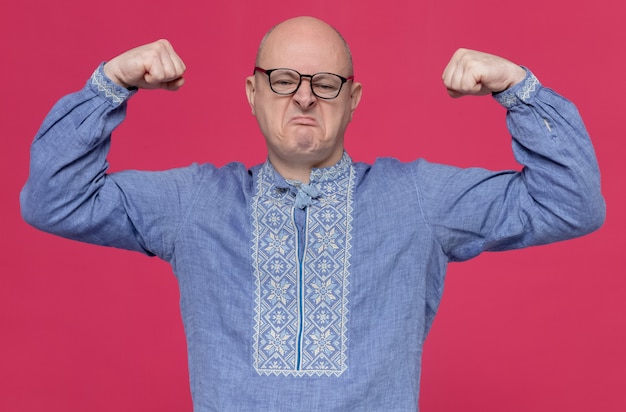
[2,0,624,411]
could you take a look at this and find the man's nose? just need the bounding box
[293,78,317,108]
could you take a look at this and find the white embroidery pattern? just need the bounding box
[252,155,355,376]
[494,70,540,109]
[90,66,125,106]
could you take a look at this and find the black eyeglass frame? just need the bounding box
[254,67,354,100]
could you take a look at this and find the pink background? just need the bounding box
[2,0,625,410]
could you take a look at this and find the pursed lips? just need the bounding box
[290,116,317,126]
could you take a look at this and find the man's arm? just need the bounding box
[20,40,200,259]
[412,49,605,261]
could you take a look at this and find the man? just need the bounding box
[21,16,604,412]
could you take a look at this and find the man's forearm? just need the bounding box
[20,64,134,239]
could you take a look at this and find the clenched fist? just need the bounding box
[442,48,527,98]
[103,39,186,91]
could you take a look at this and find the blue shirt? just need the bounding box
[21,64,605,411]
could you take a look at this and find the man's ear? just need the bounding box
[245,76,256,116]
[349,81,362,121]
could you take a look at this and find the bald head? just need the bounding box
[255,16,354,77]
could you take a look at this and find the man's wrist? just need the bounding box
[89,63,138,106]
[493,67,541,109]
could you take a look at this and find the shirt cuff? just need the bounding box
[492,67,541,109]
[89,62,138,106]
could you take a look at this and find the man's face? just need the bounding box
[246,18,362,175]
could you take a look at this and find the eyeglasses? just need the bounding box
[254,67,354,100]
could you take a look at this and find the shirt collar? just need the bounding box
[262,152,353,209]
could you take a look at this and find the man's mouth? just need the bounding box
[290,116,317,126]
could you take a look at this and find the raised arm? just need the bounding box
[412,49,605,261]
[20,40,200,259]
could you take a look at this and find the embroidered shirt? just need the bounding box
[21,64,605,411]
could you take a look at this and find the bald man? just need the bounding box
[22,16,604,411]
